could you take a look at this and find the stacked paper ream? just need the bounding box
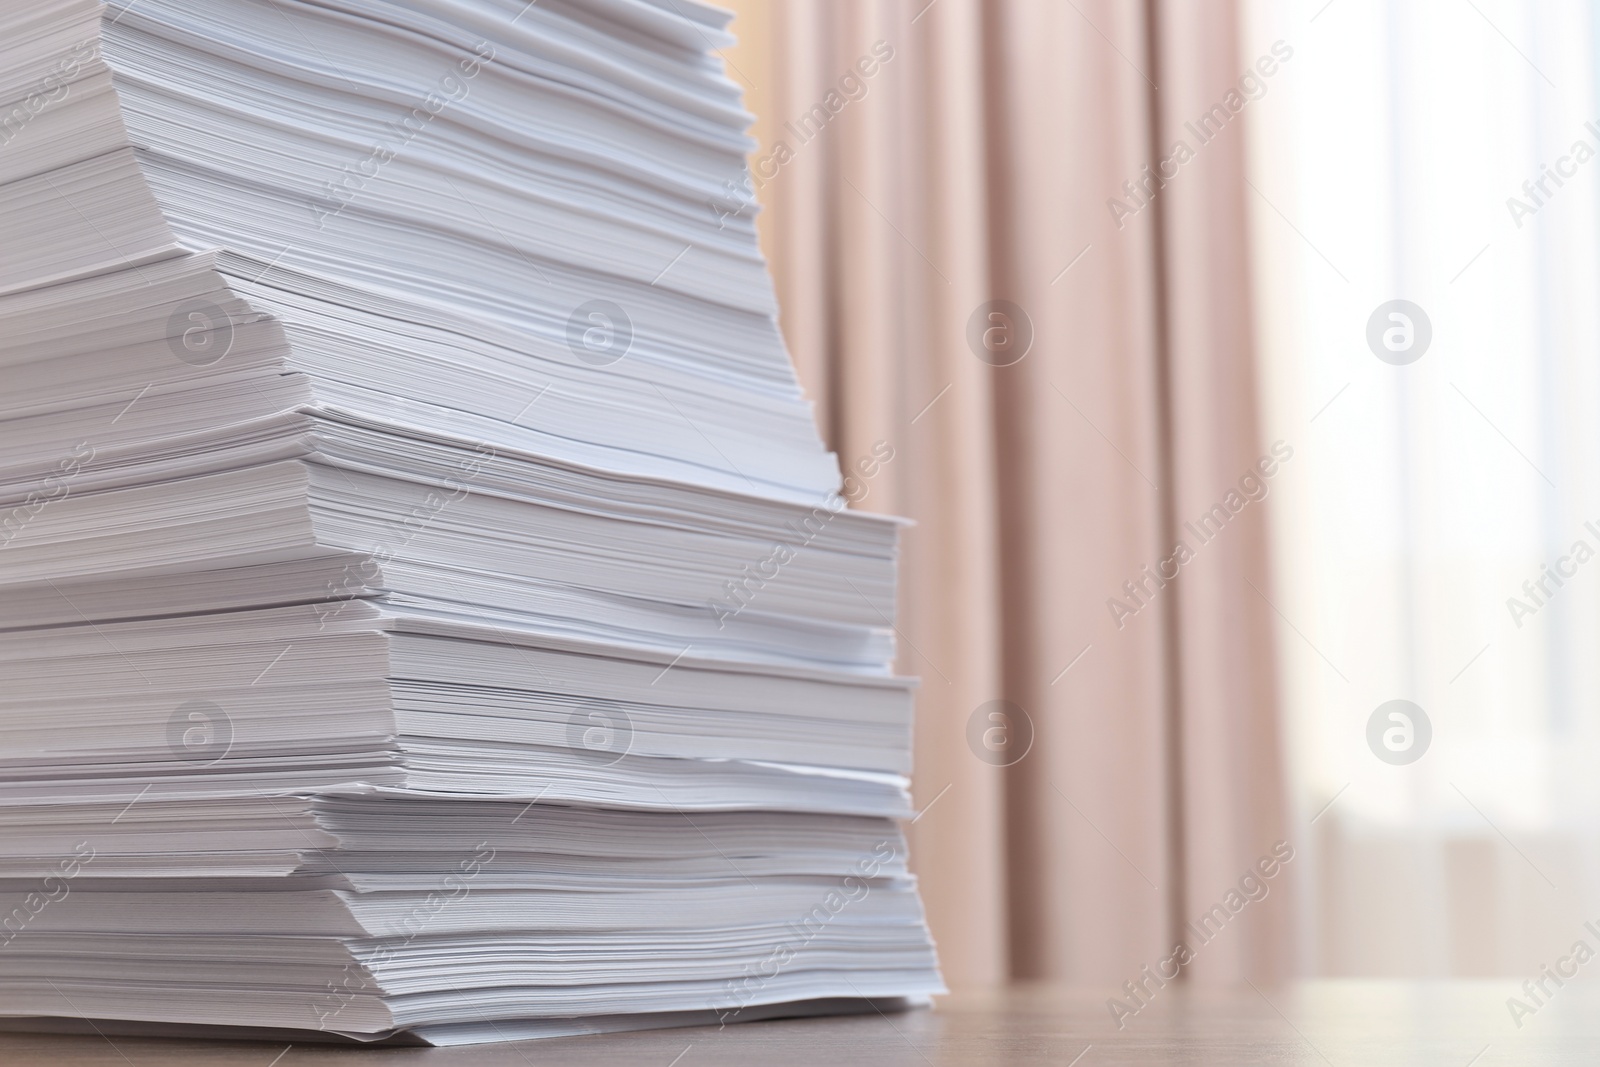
[0,0,942,1045]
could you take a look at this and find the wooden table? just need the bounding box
[1,982,1591,1064]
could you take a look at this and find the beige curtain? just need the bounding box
[722,0,1291,988]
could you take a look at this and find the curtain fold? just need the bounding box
[722,0,1290,988]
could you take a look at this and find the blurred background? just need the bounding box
[714,0,1600,989]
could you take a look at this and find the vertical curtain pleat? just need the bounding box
[1150,0,1293,983]
[981,0,1174,981]
[828,0,900,487]
[762,0,834,439]
[720,0,1289,988]
[894,0,1011,986]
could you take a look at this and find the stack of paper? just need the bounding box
[0,0,941,1045]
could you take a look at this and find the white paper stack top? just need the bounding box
[1,0,839,501]
[0,0,942,1045]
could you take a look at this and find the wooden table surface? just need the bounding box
[0,982,1591,1065]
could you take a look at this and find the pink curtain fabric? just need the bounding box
[723,0,1291,988]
